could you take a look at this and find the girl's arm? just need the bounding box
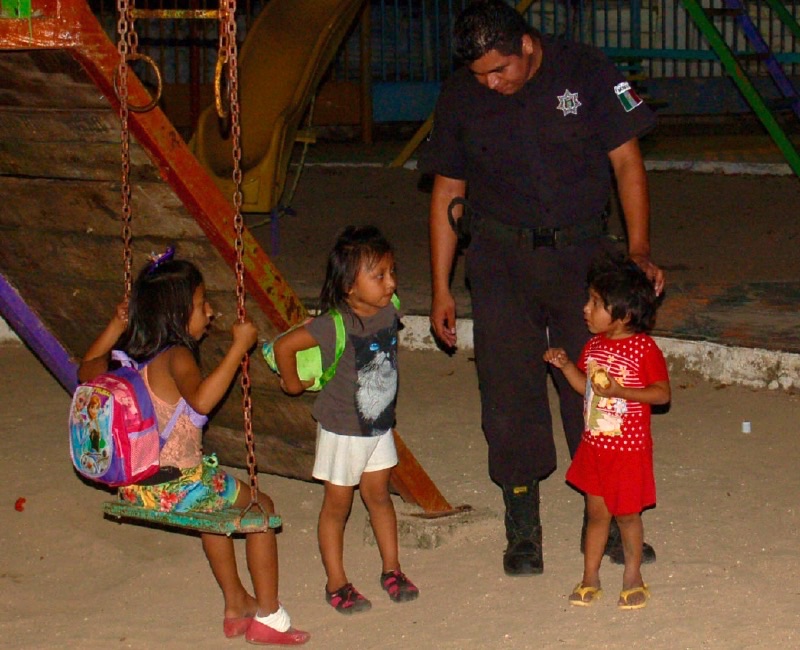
[543,347,586,395]
[170,319,258,415]
[273,325,319,395]
[78,302,128,383]
[594,377,671,406]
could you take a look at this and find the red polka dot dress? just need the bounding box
[565,333,669,516]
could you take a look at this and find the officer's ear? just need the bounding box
[521,34,534,56]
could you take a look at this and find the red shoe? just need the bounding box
[223,616,253,638]
[245,619,310,645]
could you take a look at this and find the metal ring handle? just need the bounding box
[113,53,163,113]
[214,53,230,119]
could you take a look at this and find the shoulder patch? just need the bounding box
[614,82,643,112]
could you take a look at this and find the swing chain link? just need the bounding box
[215,2,230,120]
[117,0,135,300]
[221,0,264,515]
[107,0,270,534]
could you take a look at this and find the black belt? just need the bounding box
[135,466,182,485]
[473,214,607,250]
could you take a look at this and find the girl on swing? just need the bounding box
[79,247,309,645]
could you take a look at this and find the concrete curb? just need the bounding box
[398,315,800,392]
[4,309,798,392]
[4,157,794,387]
[4,309,797,391]
[0,317,16,343]
[643,159,793,176]
[400,158,794,176]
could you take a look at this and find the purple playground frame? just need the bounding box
[0,270,78,393]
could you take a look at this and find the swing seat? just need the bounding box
[103,501,282,535]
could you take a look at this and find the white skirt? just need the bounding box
[312,425,398,487]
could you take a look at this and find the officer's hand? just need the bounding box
[631,253,665,296]
[430,292,457,349]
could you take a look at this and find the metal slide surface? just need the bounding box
[191,0,366,215]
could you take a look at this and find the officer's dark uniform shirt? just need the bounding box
[418,36,657,229]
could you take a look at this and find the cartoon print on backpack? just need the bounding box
[353,325,398,434]
[87,395,105,452]
[69,350,164,487]
[70,389,112,476]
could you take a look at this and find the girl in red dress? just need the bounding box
[544,253,670,610]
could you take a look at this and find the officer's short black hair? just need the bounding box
[587,252,661,333]
[454,0,536,63]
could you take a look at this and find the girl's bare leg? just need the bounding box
[201,533,257,619]
[571,494,611,603]
[359,468,399,573]
[318,482,355,592]
[229,484,309,643]
[234,485,280,615]
[616,512,646,605]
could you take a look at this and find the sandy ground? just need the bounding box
[260,165,800,318]
[4,147,800,648]
[3,339,800,649]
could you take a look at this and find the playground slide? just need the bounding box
[191,0,365,215]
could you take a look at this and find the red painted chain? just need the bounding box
[116,0,135,299]
[221,0,263,514]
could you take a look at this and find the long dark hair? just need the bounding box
[117,257,204,362]
[319,225,394,315]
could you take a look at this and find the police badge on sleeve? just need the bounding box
[614,81,643,112]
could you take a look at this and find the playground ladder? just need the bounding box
[680,0,800,176]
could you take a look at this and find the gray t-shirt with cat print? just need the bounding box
[305,303,399,437]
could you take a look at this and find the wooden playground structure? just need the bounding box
[0,0,458,516]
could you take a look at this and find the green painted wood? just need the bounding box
[103,501,282,535]
[1,0,31,18]
[680,0,800,178]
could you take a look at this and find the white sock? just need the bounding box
[255,605,291,633]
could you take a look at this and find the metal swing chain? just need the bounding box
[221,0,264,516]
[117,0,137,299]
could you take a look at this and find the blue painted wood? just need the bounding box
[726,0,800,120]
[372,81,439,122]
[0,270,77,392]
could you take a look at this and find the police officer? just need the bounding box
[418,0,665,576]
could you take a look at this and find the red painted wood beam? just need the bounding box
[1,0,306,331]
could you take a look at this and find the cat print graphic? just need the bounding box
[353,325,398,435]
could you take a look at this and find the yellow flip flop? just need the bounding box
[618,584,650,610]
[569,583,603,607]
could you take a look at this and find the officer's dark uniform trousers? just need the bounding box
[466,224,609,486]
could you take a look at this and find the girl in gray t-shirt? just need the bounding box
[273,225,419,614]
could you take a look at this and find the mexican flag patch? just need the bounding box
[614,82,643,112]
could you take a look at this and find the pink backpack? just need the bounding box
[68,352,183,487]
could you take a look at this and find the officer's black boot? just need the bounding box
[580,508,657,565]
[502,483,543,576]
